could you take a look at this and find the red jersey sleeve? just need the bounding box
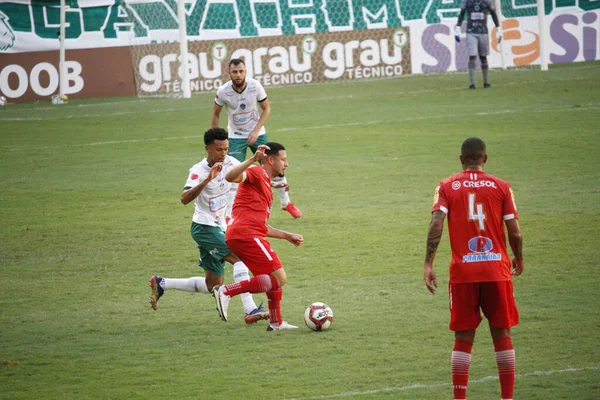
[502,184,519,221]
[432,181,449,214]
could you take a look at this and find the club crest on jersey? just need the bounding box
[240,103,246,110]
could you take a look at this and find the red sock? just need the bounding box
[494,337,515,400]
[452,340,473,400]
[266,288,283,324]
[224,275,279,297]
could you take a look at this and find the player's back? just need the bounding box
[436,170,518,283]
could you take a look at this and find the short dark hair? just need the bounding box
[204,127,229,145]
[461,137,487,164]
[229,58,245,68]
[265,142,285,157]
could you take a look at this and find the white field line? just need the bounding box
[6,135,204,151]
[0,76,590,121]
[0,107,181,121]
[4,103,599,152]
[23,98,150,112]
[284,365,600,400]
[276,103,599,132]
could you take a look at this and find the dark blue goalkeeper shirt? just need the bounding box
[460,0,495,34]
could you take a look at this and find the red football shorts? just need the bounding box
[449,281,519,331]
[226,237,283,276]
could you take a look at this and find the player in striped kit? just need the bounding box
[423,137,524,400]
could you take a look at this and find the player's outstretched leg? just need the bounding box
[149,276,164,310]
[282,202,302,218]
[265,288,298,331]
[266,321,299,331]
[150,276,210,310]
[232,261,269,324]
[213,285,231,321]
[245,302,269,324]
[272,176,302,218]
[214,275,280,323]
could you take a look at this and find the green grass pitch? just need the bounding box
[1,62,599,399]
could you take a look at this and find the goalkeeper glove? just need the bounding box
[496,27,502,43]
[454,25,461,42]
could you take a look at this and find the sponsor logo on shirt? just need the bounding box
[468,236,493,253]
[463,253,502,262]
[463,235,502,263]
[209,193,228,212]
[233,110,253,125]
[462,180,497,189]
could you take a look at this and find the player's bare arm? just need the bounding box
[424,210,446,294]
[247,99,271,146]
[224,145,269,183]
[180,163,223,205]
[267,226,304,247]
[271,181,289,191]
[211,103,222,129]
[505,218,524,276]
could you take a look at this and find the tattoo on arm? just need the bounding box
[425,211,445,263]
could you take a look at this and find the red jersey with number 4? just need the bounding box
[226,165,273,241]
[431,171,519,283]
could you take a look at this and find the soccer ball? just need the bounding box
[304,302,333,331]
[0,96,7,107]
[51,94,68,105]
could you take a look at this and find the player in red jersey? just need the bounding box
[423,137,524,400]
[213,142,304,331]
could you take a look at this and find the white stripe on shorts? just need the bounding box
[254,237,273,261]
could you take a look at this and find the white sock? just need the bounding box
[233,261,258,314]
[163,277,209,294]
[271,176,290,207]
[226,183,238,220]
